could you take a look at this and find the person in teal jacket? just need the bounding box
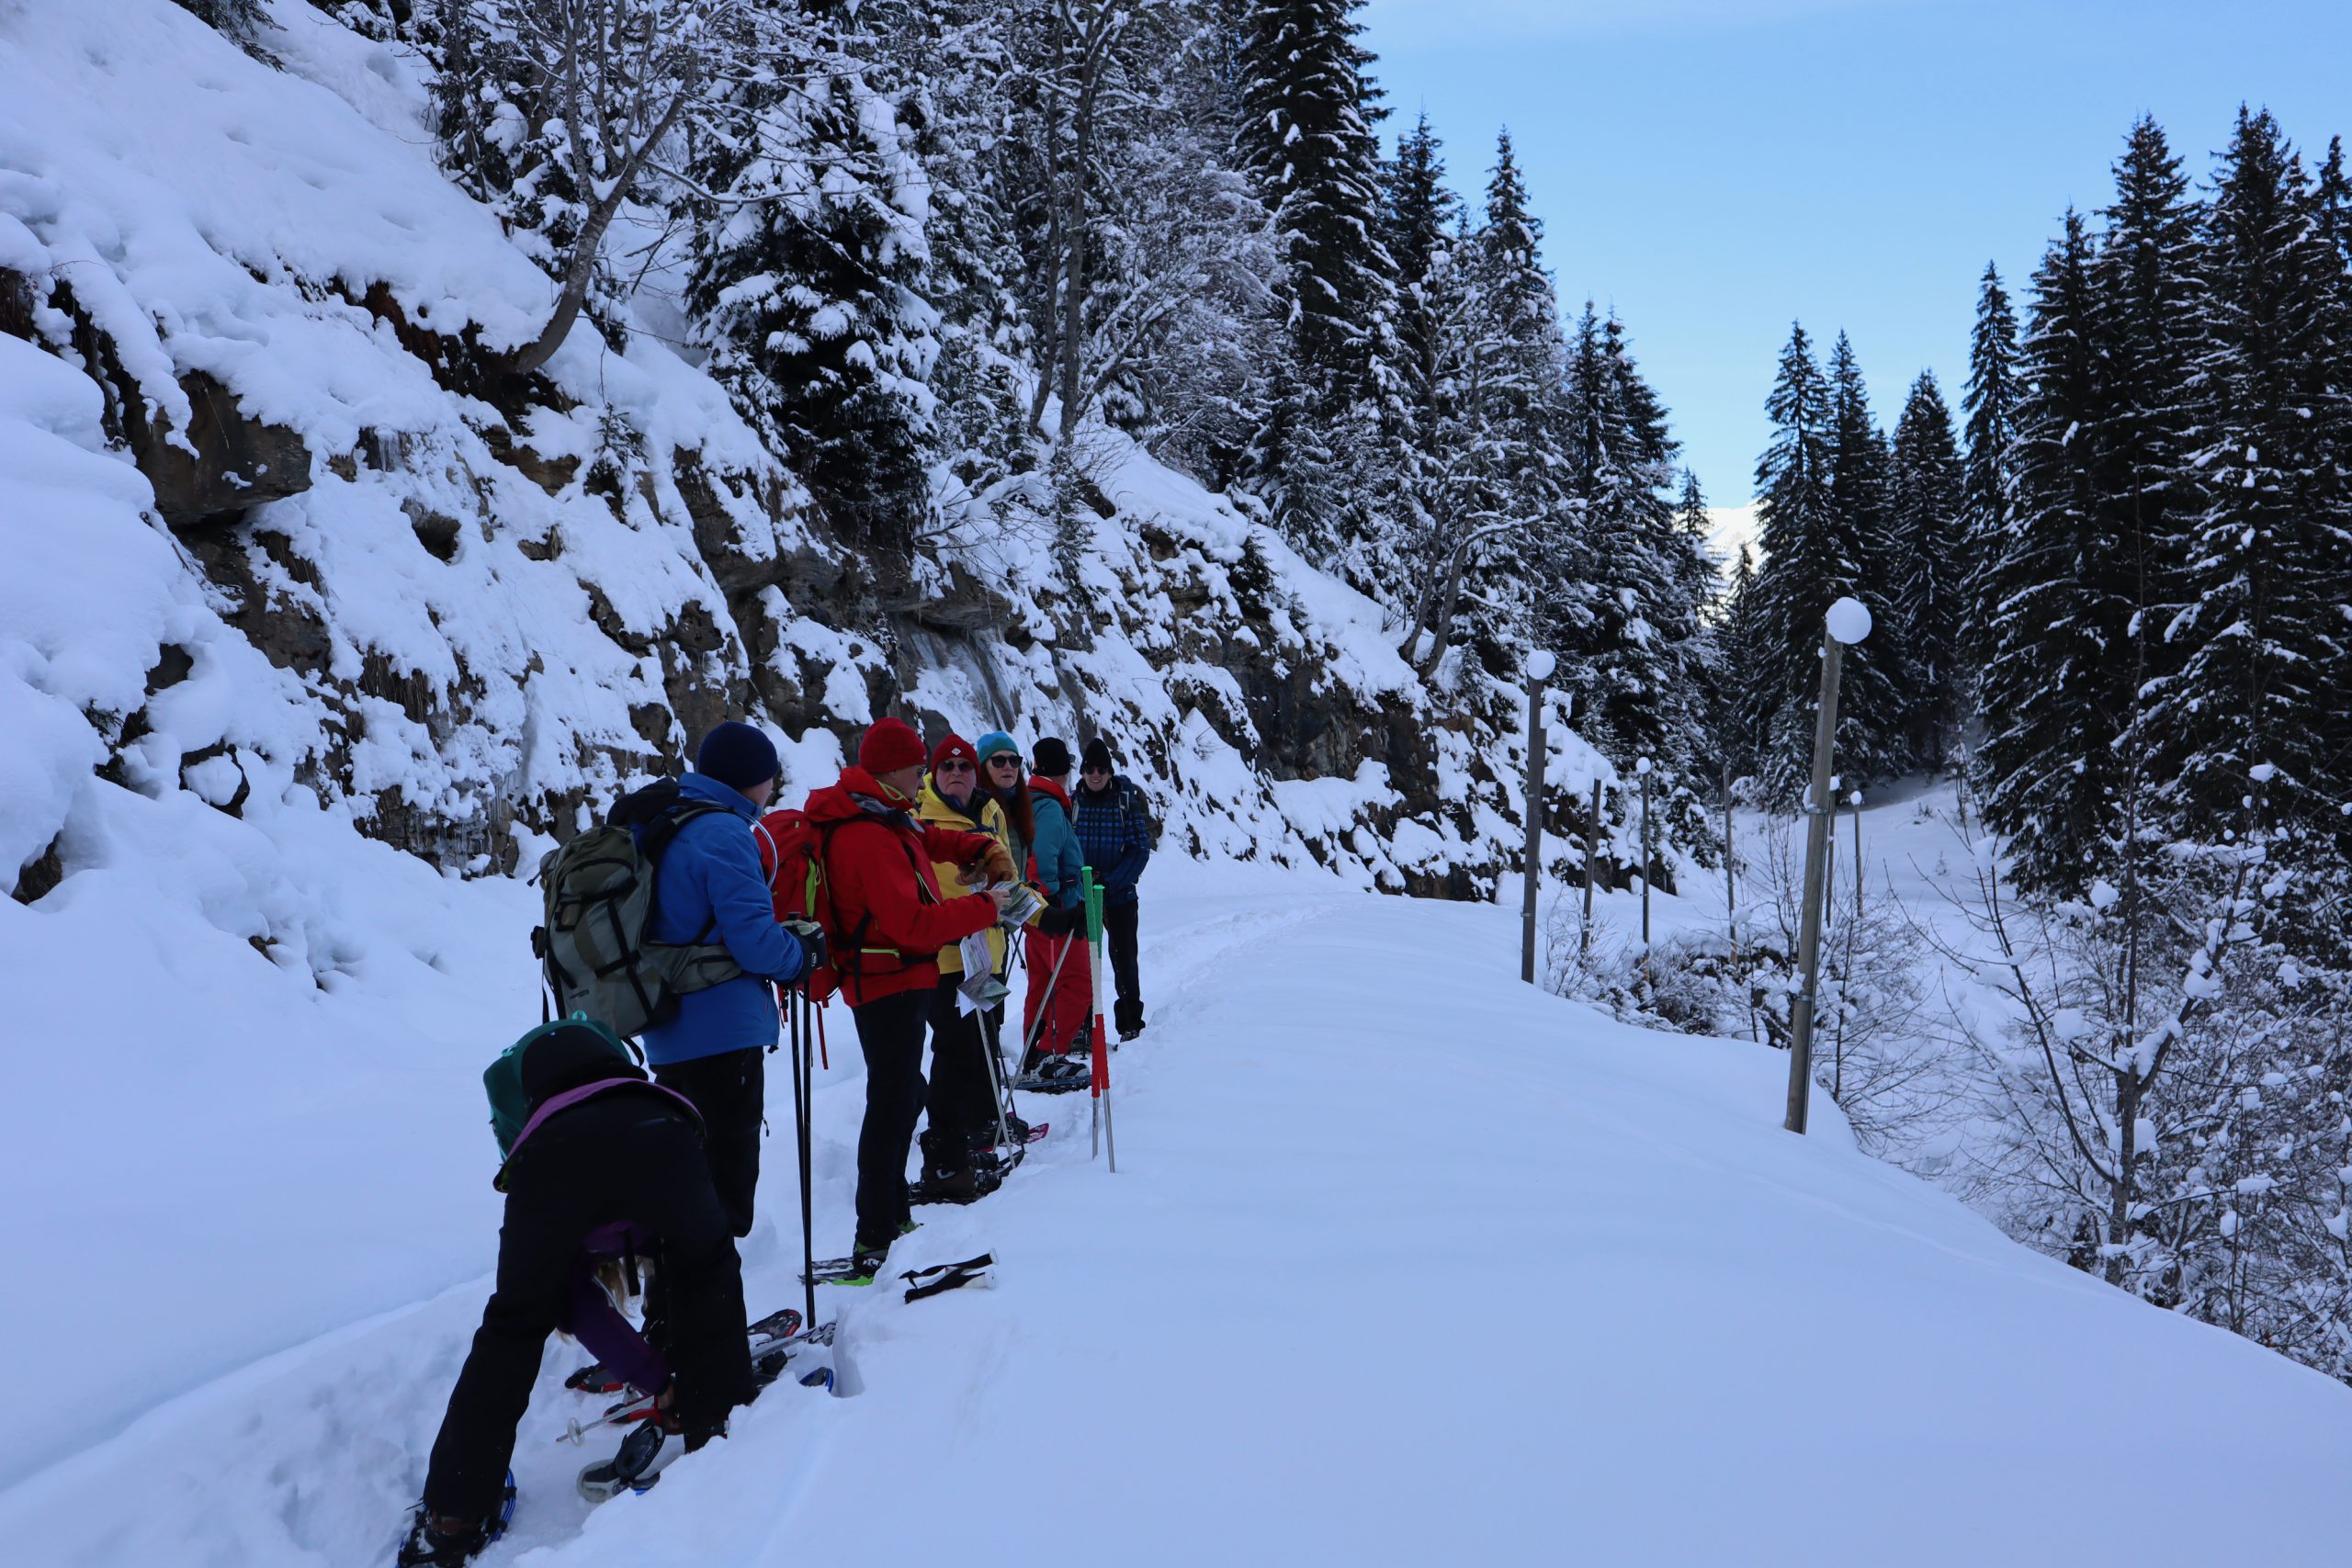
[1021,738,1091,1072]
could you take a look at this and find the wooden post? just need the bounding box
[1784,627,1847,1135]
[1636,757,1656,944]
[1582,775,1603,955]
[1520,652,1554,985]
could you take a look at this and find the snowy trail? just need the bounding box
[9,863,2352,1566]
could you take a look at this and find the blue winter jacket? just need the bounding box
[639,772,806,1066]
[1029,783,1084,908]
[1072,775,1153,906]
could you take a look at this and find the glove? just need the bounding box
[976,841,1018,886]
[1036,901,1085,937]
[782,919,828,984]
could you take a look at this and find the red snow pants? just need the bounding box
[1022,927,1092,1055]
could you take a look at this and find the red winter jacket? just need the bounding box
[771,766,1000,1007]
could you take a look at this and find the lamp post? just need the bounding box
[1784,597,1872,1135]
[1521,650,1555,984]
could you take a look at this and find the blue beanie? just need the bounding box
[695,721,780,792]
[976,731,1020,765]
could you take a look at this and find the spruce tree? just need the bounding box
[1959,262,2023,678]
[1366,111,1461,612]
[683,22,933,562]
[1236,0,1397,410]
[1716,542,1764,782]
[2144,109,2352,941]
[1977,210,2116,897]
[1821,331,1911,780]
[1745,322,1839,796]
[1887,371,1964,769]
[2091,116,2204,789]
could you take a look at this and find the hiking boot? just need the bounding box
[396,1487,512,1566]
[919,1127,972,1182]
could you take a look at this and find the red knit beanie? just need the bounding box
[858,716,929,773]
[931,733,978,773]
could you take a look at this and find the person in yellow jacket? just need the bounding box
[916,733,1024,1188]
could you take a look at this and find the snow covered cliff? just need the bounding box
[1,0,1586,957]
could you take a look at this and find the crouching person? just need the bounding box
[400,1022,755,1565]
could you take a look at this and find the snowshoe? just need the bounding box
[746,1306,803,1345]
[908,1165,1003,1205]
[806,1240,892,1287]
[1013,1055,1090,1094]
[577,1419,674,1503]
[394,1472,514,1565]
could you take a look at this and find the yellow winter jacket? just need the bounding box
[917,780,1009,977]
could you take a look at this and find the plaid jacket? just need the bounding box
[1072,775,1154,904]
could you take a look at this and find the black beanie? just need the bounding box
[695,721,780,792]
[1081,737,1114,774]
[1033,737,1072,777]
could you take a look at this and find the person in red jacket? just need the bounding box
[797,717,1017,1280]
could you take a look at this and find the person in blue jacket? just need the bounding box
[640,721,808,1237]
[1071,736,1155,1042]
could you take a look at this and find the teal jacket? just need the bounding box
[1028,776,1084,908]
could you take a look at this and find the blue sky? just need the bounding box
[1359,0,2352,543]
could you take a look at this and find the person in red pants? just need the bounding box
[1021,738,1092,1080]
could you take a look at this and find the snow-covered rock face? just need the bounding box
[0,1,1556,931]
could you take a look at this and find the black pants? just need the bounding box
[926,975,999,1153]
[423,1095,751,1522]
[654,1047,764,1238]
[851,987,930,1249]
[1105,898,1144,1033]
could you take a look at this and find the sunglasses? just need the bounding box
[985,754,1023,769]
[937,758,976,773]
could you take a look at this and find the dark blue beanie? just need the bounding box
[695,721,780,792]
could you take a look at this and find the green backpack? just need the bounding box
[531,779,745,1039]
[483,1013,638,1158]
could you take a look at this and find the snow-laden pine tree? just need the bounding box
[2143,109,2352,950]
[1714,541,1764,782]
[2089,116,2204,811]
[1744,322,1838,796]
[1556,308,1715,849]
[1232,0,1397,568]
[1959,262,2022,679]
[1887,372,1964,769]
[1363,112,1460,615]
[1976,210,2116,897]
[682,12,934,563]
[1235,0,1396,412]
[1820,331,1911,781]
[1447,131,1570,680]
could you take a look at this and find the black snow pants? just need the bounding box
[926,973,998,1153]
[421,1095,752,1523]
[653,1045,764,1238]
[1104,898,1144,1035]
[851,987,931,1250]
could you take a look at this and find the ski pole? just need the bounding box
[792,987,817,1334]
[978,987,1015,1153]
[1084,870,1114,1172]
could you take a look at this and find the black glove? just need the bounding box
[783,919,829,984]
[1036,902,1086,938]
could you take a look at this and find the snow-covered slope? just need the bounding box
[1,0,1554,924]
[6,862,2350,1566]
